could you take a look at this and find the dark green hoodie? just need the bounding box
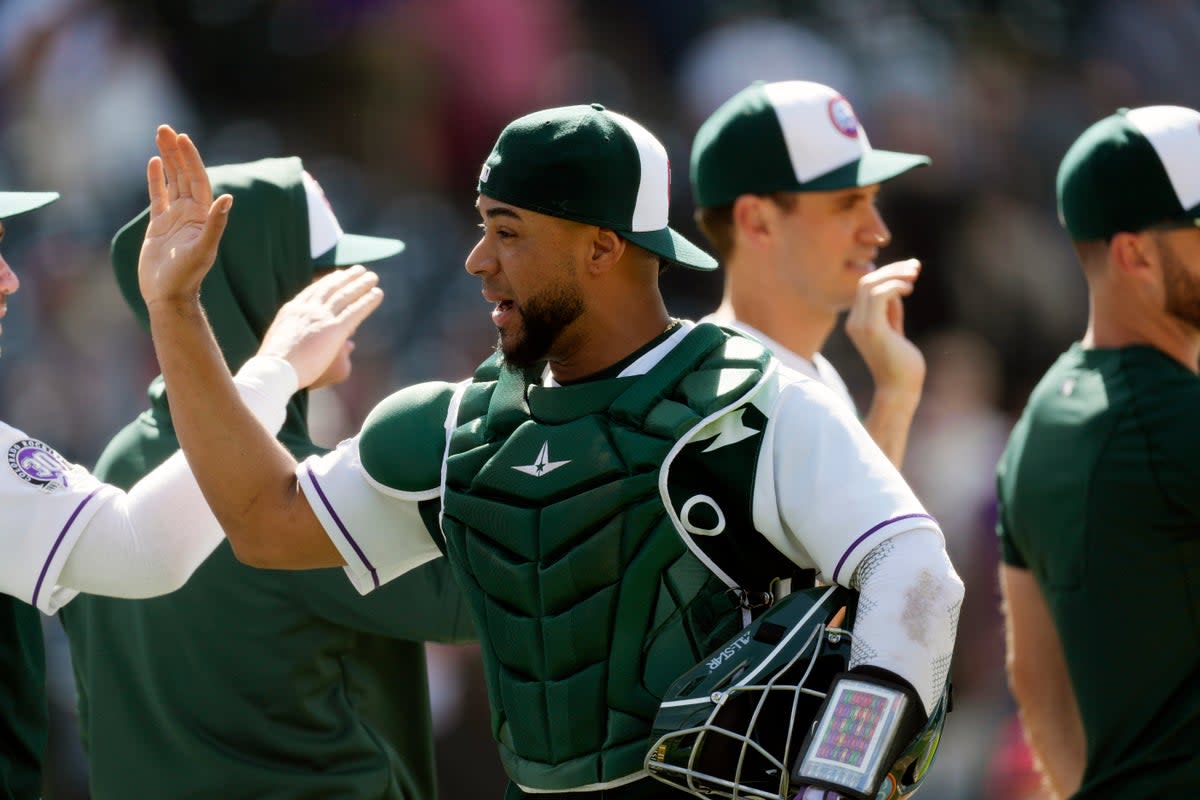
[59,158,473,799]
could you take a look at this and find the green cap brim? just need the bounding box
[0,192,59,220]
[802,150,930,192]
[313,232,406,267]
[623,226,718,271]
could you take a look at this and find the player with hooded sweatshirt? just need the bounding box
[0,192,379,798]
[60,157,474,799]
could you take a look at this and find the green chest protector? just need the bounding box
[440,324,789,792]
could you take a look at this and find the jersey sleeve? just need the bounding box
[297,381,460,595]
[0,422,119,613]
[751,372,940,586]
[994,454,1027,568]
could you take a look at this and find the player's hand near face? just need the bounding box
[845,258,926,393]
[138,124,232,307]
[845,258,926,466]
[259,266,383,389]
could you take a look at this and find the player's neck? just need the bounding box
[1085,297,1200,373]
[547,297,673,383]
[715,289,835,362]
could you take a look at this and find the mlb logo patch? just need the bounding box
[8,438,71,491]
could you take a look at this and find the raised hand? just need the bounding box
[845,257,926,465]
[257,265,384,389]
[138,125,233,307]
[844,258,926,395]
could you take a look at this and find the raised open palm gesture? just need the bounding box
[138,125,233,305]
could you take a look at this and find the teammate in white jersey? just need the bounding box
[0,191,381,613]
[691,80,931,466]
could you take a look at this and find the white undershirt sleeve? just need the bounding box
[54,356,298,604]
[848,528,964,716]
[753,374,936,583]
[748,371,962,715]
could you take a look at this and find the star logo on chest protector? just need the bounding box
[512,441,571,477]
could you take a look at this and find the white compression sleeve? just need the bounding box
[848,527,964,717]
[57,356,298,598]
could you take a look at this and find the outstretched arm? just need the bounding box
[138,125,381,569]
[844,258,926,466]
[56,356,298,599]
[1000,564,1085,798]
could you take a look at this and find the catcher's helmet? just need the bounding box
[645,585,947,800]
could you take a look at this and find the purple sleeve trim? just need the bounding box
[32,487,102,610]
[305,464,379,590]
[832,513,936,584]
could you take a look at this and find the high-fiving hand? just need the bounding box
[259,266,383,389]
[138,124,233,307]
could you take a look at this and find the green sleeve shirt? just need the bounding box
[996,343,1200,797]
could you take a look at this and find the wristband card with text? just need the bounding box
[791,675,910,798]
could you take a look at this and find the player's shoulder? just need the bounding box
[359,381,462,492]
[756,361,853,417]
[0,421,100,498]
[1123,351,1200,462]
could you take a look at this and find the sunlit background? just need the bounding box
[1,0,1196,797]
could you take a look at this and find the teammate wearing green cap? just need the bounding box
[999,105,1200,798]
[691,80,931,466]
[137,116,962,799]
[0,190,380,798]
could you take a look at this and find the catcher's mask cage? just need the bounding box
[645,585,947,800]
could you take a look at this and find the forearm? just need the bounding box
[147,297,313,564]
[58,358,298,597]
[1001,564,1085,798]
[862,386,920,467]
[849,527,963,716]
[1012,673,1085,798]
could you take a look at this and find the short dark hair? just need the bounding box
[694,193,797,261]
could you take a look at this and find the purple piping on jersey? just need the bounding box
[832,513,936,584]
[305,464,379,589]
[32,487,102,610]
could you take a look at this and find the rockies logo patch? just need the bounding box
[8,438,72,491]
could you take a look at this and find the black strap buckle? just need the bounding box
[727,586,773,611]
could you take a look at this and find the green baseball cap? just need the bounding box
[477,103,717,271]
[1057,105,1200,241]
[691,81,930,208]
[0,192,58,220]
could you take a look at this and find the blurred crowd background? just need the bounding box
[1,0,1196,797]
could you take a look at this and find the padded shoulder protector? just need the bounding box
[359,380,459,493]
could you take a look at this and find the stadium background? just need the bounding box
[0,0,1195,797]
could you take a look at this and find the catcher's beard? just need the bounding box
[499,275,585,371]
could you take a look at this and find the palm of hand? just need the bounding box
[137,125,228,304]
